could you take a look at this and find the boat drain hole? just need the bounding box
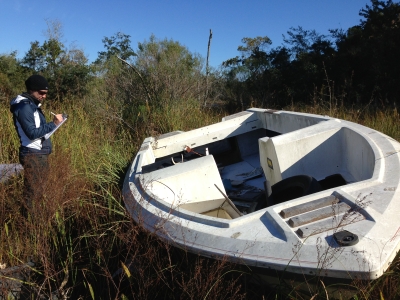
[333,230,359,246]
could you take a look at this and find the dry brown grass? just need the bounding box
[0,143,248,299]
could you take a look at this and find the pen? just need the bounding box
[51,112,68,119]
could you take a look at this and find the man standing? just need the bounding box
[10,74,63,210]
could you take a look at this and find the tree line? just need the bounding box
[1,0,399,119]
[223,0,400,110]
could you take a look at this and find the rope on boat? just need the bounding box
[184,146,204,157]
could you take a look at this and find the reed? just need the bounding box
[0,95,245,299]
[1,91,400,298]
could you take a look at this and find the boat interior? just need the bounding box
[140,115,376,220]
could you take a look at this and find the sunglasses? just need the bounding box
[38,91,48,96]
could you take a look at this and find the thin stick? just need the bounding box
[204,29,213,106]
[214,184,242,216]
[117,56,153,111]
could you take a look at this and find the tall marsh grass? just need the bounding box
[0,96,246,299]
[1,92,400,299]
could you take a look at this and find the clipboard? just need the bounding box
[44,115,68,140]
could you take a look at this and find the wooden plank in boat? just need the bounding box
[296,212,365,238]
[288,202,351,228]
[280,195,339,218]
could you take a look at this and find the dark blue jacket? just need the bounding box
[10,93,56,156]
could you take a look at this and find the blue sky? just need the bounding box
[1,0,372,67]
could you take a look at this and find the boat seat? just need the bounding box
[259,120,375,187]
[140,155,241,219]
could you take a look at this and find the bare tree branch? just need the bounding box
[117,56,154,109]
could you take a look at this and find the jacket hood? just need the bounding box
[10,93,41,113]
[10,95,28,113]
[10,94,28,106]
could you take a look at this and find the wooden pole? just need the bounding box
[204,29,213,107]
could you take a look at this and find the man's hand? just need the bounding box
[53,114,64,126]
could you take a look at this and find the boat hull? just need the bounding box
[123,108,400,281]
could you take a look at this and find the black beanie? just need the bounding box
[25,75,49,91]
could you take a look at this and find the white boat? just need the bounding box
[122,108,400,283]
[0,164,23,183]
